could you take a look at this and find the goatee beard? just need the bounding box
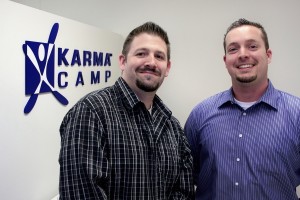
[136,79,160,92]
[237,75,257,83]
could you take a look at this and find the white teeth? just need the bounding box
[238,64,252,69]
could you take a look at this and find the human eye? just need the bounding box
[135,51,147,57]
[249,44,258,50]
[155,53,166,61]
[227,46,238,54]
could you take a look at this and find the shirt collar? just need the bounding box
[115,77,140,109]
[219,80,280,110]
[115,77,172,118]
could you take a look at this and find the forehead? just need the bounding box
[225,25,264,45]
[129,33,167,53]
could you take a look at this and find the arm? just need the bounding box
[59,102,108,200]
[170,129,195,200]
[184,111,201,187]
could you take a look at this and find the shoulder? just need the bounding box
[83,86,117,108]
[275,90,300,132]
[65,84,119,118]
[169,115,184,130]
[185,90,228,127]
[191,90,228,115]
[277,90,300,110]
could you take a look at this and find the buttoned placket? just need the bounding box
[234,109,248,194]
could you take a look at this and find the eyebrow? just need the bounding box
[227,39,259,47]
[134,48,166,56]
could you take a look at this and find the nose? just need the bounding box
[238,47,249,60]
[145,54,157,68]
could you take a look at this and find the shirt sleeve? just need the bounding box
[170,126,195,199]
[184,110,201,187]
[59,102,108,200]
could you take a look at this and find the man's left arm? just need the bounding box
[171,131,195,200]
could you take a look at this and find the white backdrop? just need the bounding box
[10,0,300,125]
[4,0,300,199]
[0,1,123,199]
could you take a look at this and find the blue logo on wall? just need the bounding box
[23,23,68,114]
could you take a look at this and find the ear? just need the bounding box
[164,61,171,77]
[223,55,226,62]
[266,49,272,64]
[223,55,230,71]
[119,54,126,70]
[223,55,228,69]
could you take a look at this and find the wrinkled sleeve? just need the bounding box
[59,102,108,200]
[170,127,195,200]
[184,110,201,187]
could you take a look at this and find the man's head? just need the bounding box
[223,18,272,87]
[119,22,171,94]
[122,22,170,61]
[223,18,269,54]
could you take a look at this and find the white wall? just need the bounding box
[10,0,300,125]
[1,1,123,199]
[6,0,300,199]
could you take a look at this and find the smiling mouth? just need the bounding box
[237,64,254,69]
[140,71,158,76]
[138,68,161,76]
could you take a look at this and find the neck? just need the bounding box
[121,77,156,109]
[135,90,155,110]
[232,80,268,102]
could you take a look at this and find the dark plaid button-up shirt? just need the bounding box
[59,77,194,200]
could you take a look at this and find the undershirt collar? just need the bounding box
[234,98,257,110]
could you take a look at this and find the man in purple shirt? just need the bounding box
[185,18,300,200]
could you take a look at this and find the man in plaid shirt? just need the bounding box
[59,21,194,200]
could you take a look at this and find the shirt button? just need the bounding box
[243,112,246,116]
[235,182,239,186]
[239,134,243,138]
[236,158,240,162]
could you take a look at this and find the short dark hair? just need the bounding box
[122,22,170,60]
[223,18,269,53]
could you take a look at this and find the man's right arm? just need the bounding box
[59,102,109,199]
